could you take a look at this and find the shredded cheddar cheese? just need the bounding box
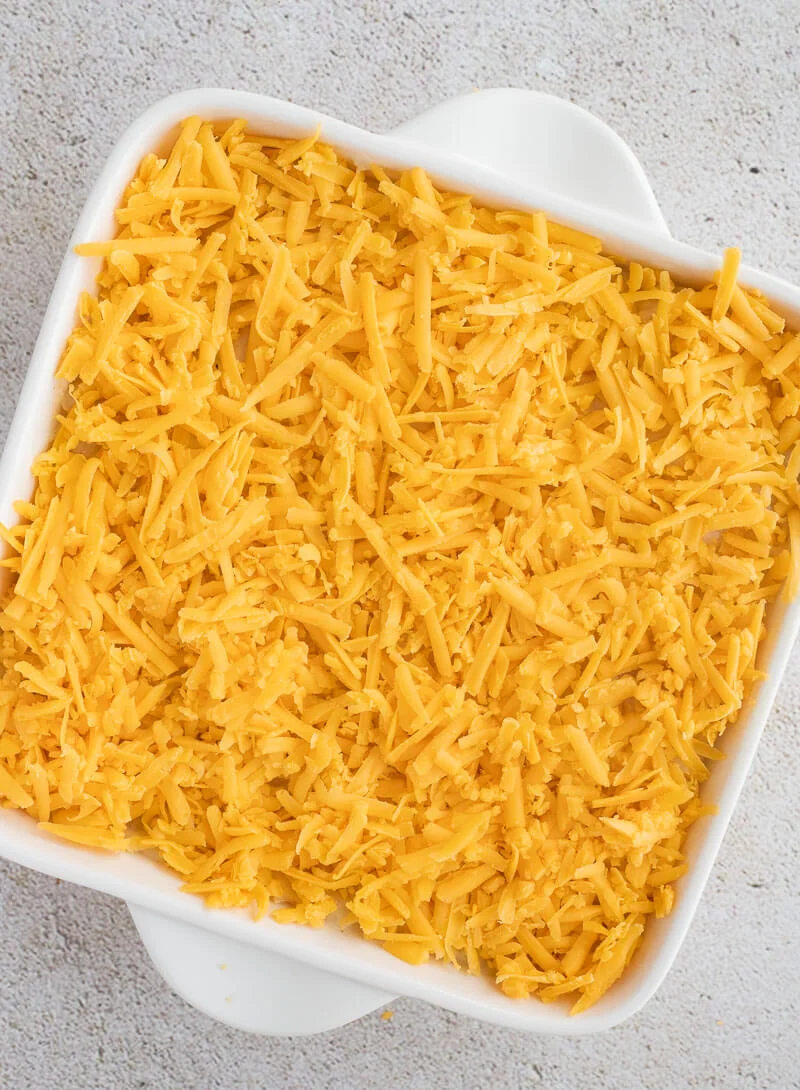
[1,118,799,1014]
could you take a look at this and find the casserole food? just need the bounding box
[0,88,798,1036]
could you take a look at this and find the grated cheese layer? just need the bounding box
[1,118,799,1013]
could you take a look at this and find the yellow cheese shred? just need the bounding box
[0,118,798,1014]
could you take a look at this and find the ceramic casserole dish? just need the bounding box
[0,87,798,1036]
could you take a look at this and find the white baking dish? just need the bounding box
[1,87,798,1037]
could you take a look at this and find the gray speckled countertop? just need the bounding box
[1,2,799,1087]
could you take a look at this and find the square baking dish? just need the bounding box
[1,87,798,1037]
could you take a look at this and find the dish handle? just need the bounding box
[127,89,670,1036]
[390,87,670,237]
[129,904,397,1036]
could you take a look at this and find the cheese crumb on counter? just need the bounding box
[0,118,799,1014]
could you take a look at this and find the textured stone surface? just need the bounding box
[1,1,799,1087]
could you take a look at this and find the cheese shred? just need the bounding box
[0,119,798,1015]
